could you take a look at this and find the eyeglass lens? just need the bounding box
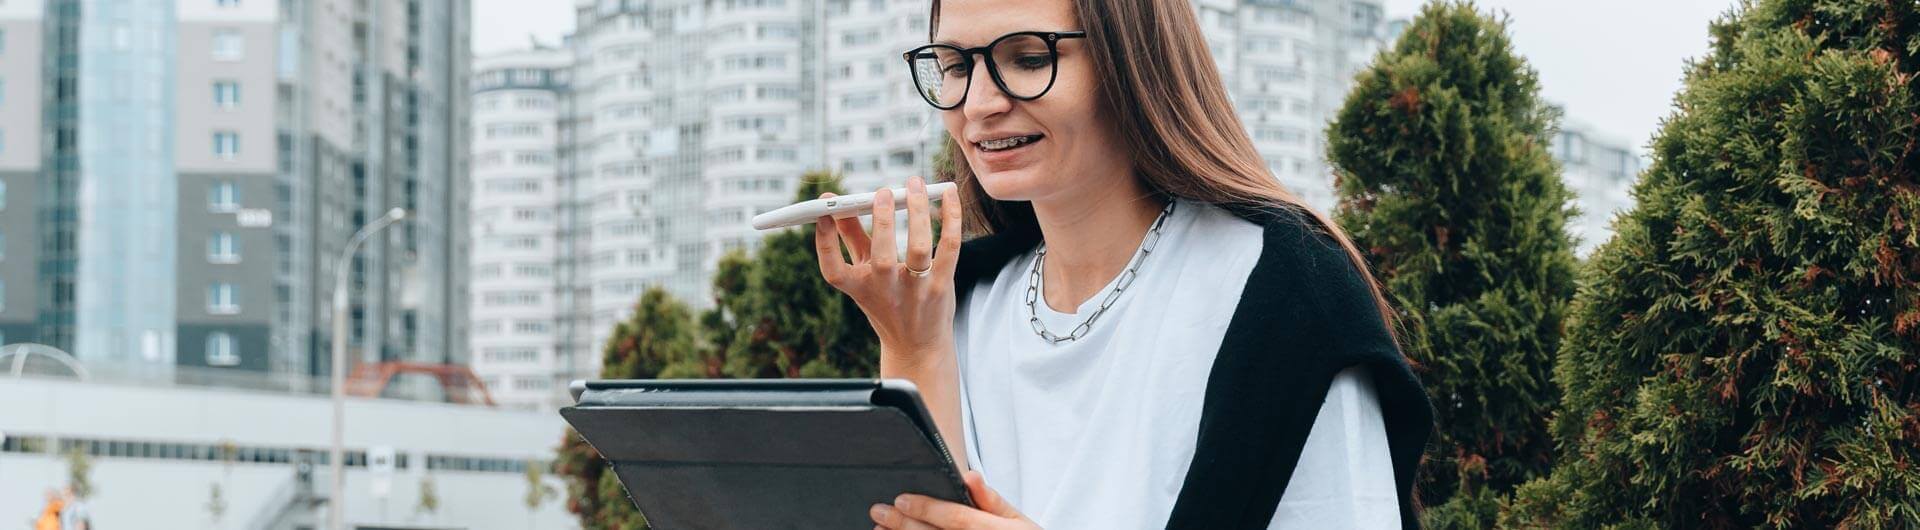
[910,33,1057,108]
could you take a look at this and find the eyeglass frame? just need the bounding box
[901,30,1088,110]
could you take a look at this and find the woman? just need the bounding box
[813,0,1435,527]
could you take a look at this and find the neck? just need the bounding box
[1030,174,1167,314]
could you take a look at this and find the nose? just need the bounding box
[959,55,1013,122]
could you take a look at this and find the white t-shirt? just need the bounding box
[954,198,1401,529]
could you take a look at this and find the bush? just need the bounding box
[1507,1,1920,527]
[1328,2,1578,527]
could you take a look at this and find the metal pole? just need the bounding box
[331,208,407,530]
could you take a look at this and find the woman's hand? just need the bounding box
[871,471,1039,530]
[814,175,965,362]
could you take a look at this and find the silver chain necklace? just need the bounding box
[1025,199,1177,344]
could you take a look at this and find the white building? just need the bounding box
[1553,118,1643,255]
[0,372,573,530]
[470,48,577,410]
[469,0,1399,410]
[1203,0,1394,210]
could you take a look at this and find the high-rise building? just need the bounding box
[468,0,1396,409]
[0,1,45,351]
[469,46,575,408]
[1553,118,1642,256]
[1201,0,1393,211]
[0,0,471,394]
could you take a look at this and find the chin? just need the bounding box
[971,165,1046,202]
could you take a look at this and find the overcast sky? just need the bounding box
[472,0,1739,153]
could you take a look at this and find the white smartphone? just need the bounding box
[751,181,958,231]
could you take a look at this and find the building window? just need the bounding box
[213,81,240,109]
[208,283,239,314]
[215,0,242,7]
[206,332,240,366]
[209,180,240,211]
[0,179,7,211]
[211,29,244,61]
[208,232,240,263]
[213,131,239,159]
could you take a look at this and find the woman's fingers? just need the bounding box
[870,187,898,266]
[814,200,849,283]
[904,176,934,273]
[834,215,871,263]
[871,502,941,530]
[820,193,870,263]
[933,184,964,275]
[892,494,991,529]
[963,470,1024,519]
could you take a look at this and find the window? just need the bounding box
[841,29,880,46]
[208,232,240,263]
[482,290,541,306]
[515,263,552,277]
[841,92,880,110]
[213,131,239,159]
[484,123,542,138]
[215,0,242,6]
[206,332,239,366]
[212,29,244,61]
[207,283,239,314]
[514,97,551,110]
[209,180,240,211]
[0,179,7,211]
[723,53,786,71]
[213,81,240,108]
[484,348,539,363]
[514,151,552,165]
[0,280,4,314]
[514,321,550,334]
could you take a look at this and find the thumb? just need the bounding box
[963,470,1026,520]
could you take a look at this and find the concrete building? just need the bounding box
[1201,0,1394,211]
[0,0,472,393]
[1553,118,1643,256]
[469,47,577,409]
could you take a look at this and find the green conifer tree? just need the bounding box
[1326,3,1577,527]
[1506,1,1920,527]
[555,288,700,529]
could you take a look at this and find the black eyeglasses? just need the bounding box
[902,30,1087,110]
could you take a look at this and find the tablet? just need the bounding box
[560,378,973,529]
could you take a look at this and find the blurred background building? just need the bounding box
[0,0,471,390]
[1553,118,1643,256]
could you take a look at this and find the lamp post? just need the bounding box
[330,207,407,530]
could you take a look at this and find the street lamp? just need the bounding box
[330,207,408,530]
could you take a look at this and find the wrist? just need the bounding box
[879,338,955,377]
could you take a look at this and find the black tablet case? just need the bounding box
[560,379,973,529]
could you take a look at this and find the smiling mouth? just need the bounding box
[976,134,1044,152]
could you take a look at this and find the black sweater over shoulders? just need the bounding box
[951,201,1435,530]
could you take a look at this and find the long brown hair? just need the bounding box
[929,0,1401,340]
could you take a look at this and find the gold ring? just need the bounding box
[906,264,933,278]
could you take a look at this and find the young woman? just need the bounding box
[812,0,1435,528]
